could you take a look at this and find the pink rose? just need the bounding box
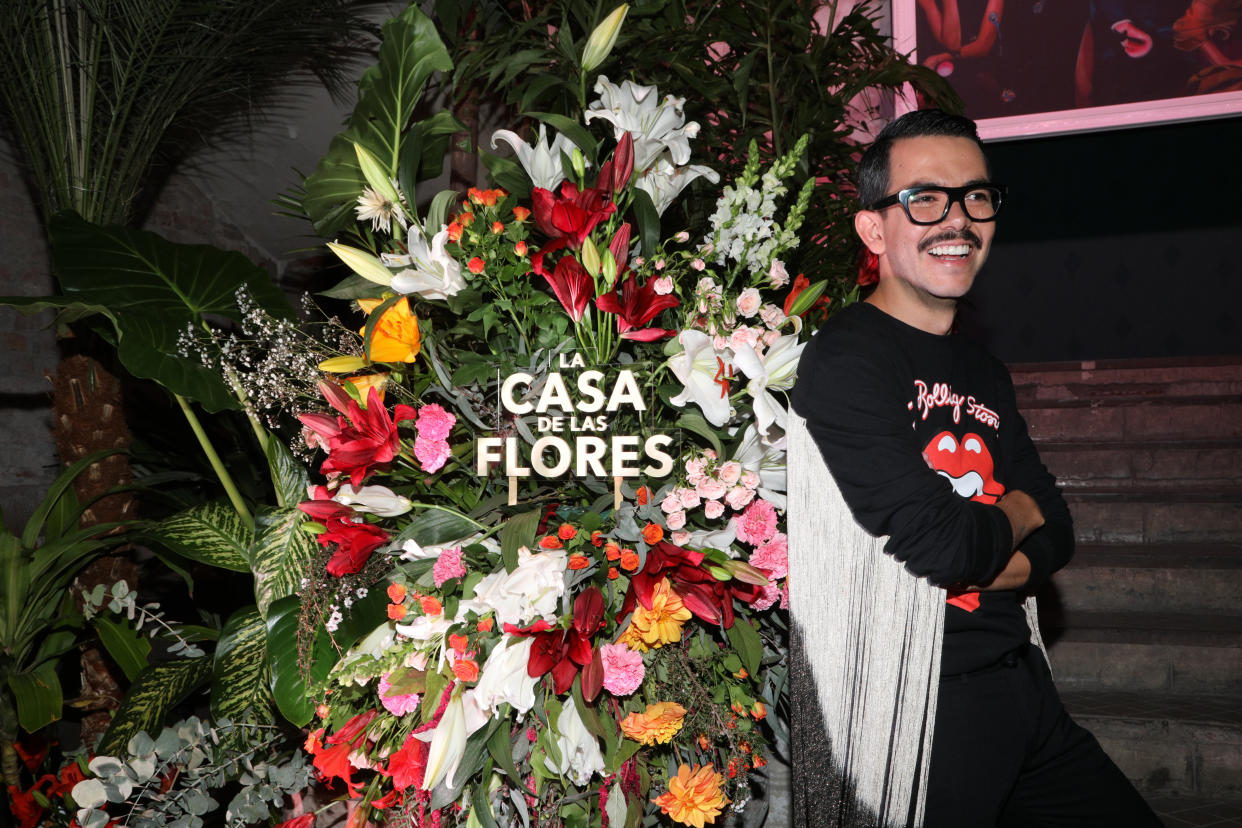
[671,530,692,546]
[760,303,786,330]
[666,509,688,531]
[718,461,742,486]
[691,258,706,271]
[704,499,725,519]
[685,457,708,485]
[433,546,467,587]
[740,470,761,491]
[734,498,778,546]
[600,643,645,696]
[661,492,682,514]
[725,484,756,510]
[653,275,675,295]
[677,486,702,510]
[729,326,760,352]
[736,287,762,318]
[695,477,727,500]
[769,259,790,288]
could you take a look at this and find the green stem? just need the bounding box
[174,394,253,526]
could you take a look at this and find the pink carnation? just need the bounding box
[703,499,725,519]
[750,532,788,579]
[725,484,756,511]
[378,672,421,716]
[781,582,790,609]
[666,509,687,531]
[432,546,466,587]
[600,643,645,696]
[416,403,456,441]
[750,582,782,611]
[414,436,451,473]
[735,498,778,546]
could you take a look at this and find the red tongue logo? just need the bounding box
[922,431,1006,612]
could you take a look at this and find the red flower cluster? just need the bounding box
[298,382,416,488]
[526,586,606,699]
[7,762,87,828]
[622,542,763,629]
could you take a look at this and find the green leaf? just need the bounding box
[22,447,120,549]
[48,212,294,412]
[500,508,541,573]
[263,437,309,510]
[480,151,532,199]
[425,189,460,235]
[319,273,380,300]
[525,113,598,162]
[631,187,660,258]
[211,606,271,741]
[7,662,62,732]
[301,6,454,235]
[486,710,523,783]
[251,506,317,620]
[93,616,152,681]
[675,412,723,456]
[396,505,487,549]
[147,502,253,572]
[265,595,332,727]
[726,617,762,677]
[97,656,213,755]
[398,110,466,212]
[469,776,501,828]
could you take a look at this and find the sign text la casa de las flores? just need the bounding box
[476,352,676,480]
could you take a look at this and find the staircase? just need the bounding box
[1012,357,1242,802]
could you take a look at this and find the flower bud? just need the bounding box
[353,143,402,207]
[318,355,369,373]
[581,4,629,73]
[580,238,602,276]
[328,242,394,286]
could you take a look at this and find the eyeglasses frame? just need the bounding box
[866,183,1007,226]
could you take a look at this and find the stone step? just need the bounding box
[1045,544,1242,616]
[1038,441,1242,489]
[1061,690,1242,800]
[1044,611,1242,696]
[1011,358,1242,405]
[1022,399,1242,443]
[1063,488,1242,545]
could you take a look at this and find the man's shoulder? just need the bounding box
[803,301,890,359]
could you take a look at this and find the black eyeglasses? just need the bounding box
[867,184,1006,225]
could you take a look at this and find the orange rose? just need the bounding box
[642,523,664,544]
[447,221,464,242]
[604,541,621,561]
[539,535,563,550]
[512,205,531,222]
[514,240,528,257]
[620,549,641,572]
[558,523,577,540]
[387,603,407,620]
[636,485,650,505]
[590,530,604,547]
[452,658,480,683]
[468,257,485,274]
[387,583,407,603]
[608,567,620,580]
[419,596,442,616]
[491,221,505,234]
[568,554,591,570]
[448,633,469,654]
[476,616,494,632]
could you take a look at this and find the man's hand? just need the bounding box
[964,550,1032,591]
[997,490,1045,550]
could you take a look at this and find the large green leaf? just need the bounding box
[7,662,62,732]
[265,595,334,727]
[147,502,254,573]
[97,656,214,755]
[47,211,295,412]
[301,6,454,235]
[263,437,310,510]
[210,606,271,740]
[251,506,317,620]
[499,508,541,573]
[395,505,487,549]
[93,616,151,682]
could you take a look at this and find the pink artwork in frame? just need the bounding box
[891,0,1242,141]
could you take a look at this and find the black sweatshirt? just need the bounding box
[791,302,1074,674]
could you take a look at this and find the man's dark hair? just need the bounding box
[856,109,986,208]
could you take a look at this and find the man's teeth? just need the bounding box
[928,244,970,256]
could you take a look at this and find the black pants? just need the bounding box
[923,645,1164,828]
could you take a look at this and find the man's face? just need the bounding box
[856,135,996,326]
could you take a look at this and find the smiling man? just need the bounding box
[787,110,1161,827]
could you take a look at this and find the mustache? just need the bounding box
[919,228,982,252]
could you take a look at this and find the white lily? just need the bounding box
[465,635,539,716]
[471,545,567,627]
[391,226,466,301]
[544,700,606,786]
[668,329,734,427]
[585,76,702,171]
[332,483,412,517]
[682,521,739,557]
[419,691,468,790]
[731,331,806,443]
[731,423,788,509]
[635,157,720,216]
[490,124,583,191]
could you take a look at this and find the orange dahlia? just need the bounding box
[622,576,691,650]
[619,701,686,745]
[652,764,730,827]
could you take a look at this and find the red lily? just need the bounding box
[620,541,762,629]
[382,730,430,791]
[596,271,679,341]
[595,132,634,196]
[298,383,417,488]
[297,486,354,522]
[530,181,616,250]
[313,710,377,797]
[542,255,595,322]
[525,587,606,699]
[317,515,390,576]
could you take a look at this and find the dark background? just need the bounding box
[956,114,1242,364]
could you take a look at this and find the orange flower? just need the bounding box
[642,523,664,544]
[357,297,421,363]
[697,733,711,750]
[491,221,505,234]
[652,764,730,828]
[304,727,325,753]
[568,554,591,570]
[452,658,480,682]
[619,701,687,745]
[538,535,563,550]
[727,758,739,779]
[558,523,577,540]
[419,596,442,616]
[447,221,464,242]
[468,257,485,274]
[448,633,469,655]
[387,583,407,603]
[476,616,494,632]
[604,541,621,561]
[608,567,620,579]
[316,704,331,719]
[752,755,767,769]
[344,372,388,403]
[750,701,767,720]
[387,603,407,621]
[590,530,604,547]
[512,205,531,222]
[514,240,528,257]
[624,577,690,650]
[619,549,641,572]
[467,187,486,204]
[636,485,651,505]
[460,212,475,226]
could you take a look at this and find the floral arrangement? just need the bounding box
[151,5,839,827]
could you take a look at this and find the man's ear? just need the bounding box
[854,210,886,255]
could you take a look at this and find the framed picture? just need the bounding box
[891,0,1242,140]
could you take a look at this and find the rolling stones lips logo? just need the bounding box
[923,431,1006,612]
